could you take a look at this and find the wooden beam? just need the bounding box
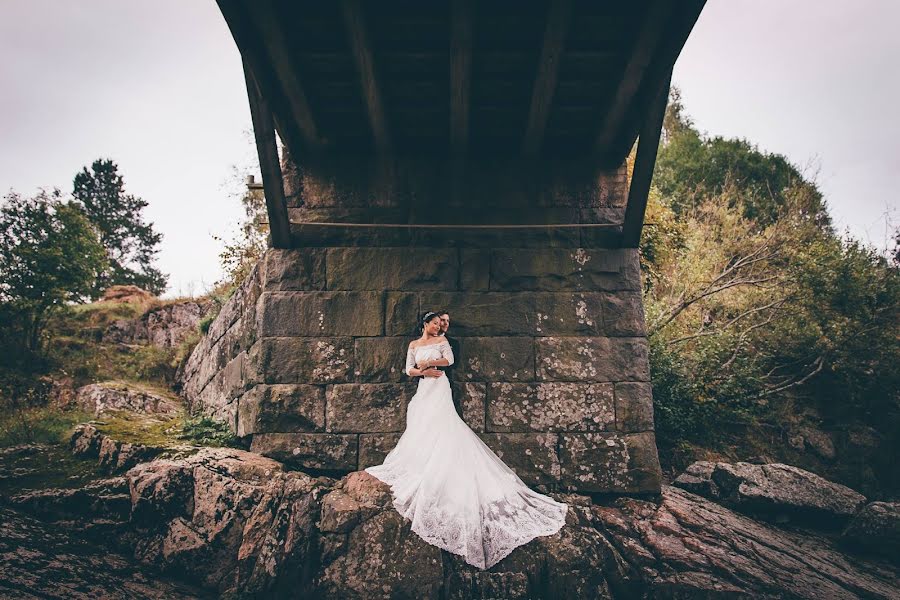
[450,0,472,154]
[594,0,672,153]
[523,0,572,155]
[244,60,292,249]
[621,72,670,248]
[603,0,706,164]
[247,0,321,149]
[340,0,391,152]
[216,0,310,160]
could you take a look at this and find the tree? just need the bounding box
[0,190,108,353]
[72,159,168,296]
[212,168,267,289]
[656,88,830,230]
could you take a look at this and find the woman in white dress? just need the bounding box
[365,311,568,570]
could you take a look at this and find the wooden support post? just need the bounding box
[621,72,671,248]
[244,60,292,249]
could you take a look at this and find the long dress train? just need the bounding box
[364,340,568,570]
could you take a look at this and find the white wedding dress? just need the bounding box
[365,339,568,570]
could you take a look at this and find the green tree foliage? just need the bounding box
[0,190,108,354]
[212,170,267,289]
[643,88,900,495]
[72,159,167,296]
[655,91,830,229]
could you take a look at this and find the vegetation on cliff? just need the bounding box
[641,89,900,497]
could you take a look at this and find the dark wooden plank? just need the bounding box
[621,71,670,248]
[340,0,392,152]
[523,0,572,154]
[604,0,706,165]
[216,0,310,161]
[247,1,321,149]
[244,60,292,249]
[594,0,672,154]
[450,0,472,154]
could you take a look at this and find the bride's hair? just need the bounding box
[417,310,440,334]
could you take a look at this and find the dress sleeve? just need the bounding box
[440,341,455,366]
[405,344,416,376]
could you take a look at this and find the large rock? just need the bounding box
[69,423,164,474]
[74,382,182,417]
[11,442,900,599]
[103,298,212,348]
[0,506,207,599]
[101,284,154,304]
[143,300,211,348]
[842,502,900,563]
[126,446,332,597]
[674,461,868,526]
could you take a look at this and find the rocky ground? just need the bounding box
[0,421,897,599]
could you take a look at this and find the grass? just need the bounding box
[0,404,95,447]
[176,414,245,448]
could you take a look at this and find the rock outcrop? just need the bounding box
[842,501,900,563]
[74,382,182,417]
[674,460,867,526]
[103,299,212,348]
[0,505,208,599]
[6,442,897,599]
[102,284,154,304]
[70,422,164,474]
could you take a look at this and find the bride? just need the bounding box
[365,311,568,570]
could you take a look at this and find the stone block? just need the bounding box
[533,292,604,336]
[385,292,419,336]
[325,383,414,433]
[535,337,650,382]
[460,249,490,290]
[418,293,534,336]
[257,291,383,337]
[451,337,535,382]
[559,432,661,493]
[615,382,654,432]
[327,248,458,290]
[490,248,634,292]
[358,433,402,469]
[455,382,486,432]
[262,248,326,291]
[478,433,560,486]
[248,337,353,384]
[600,291,647,337]
[236,384,326,436]
[250,433,358,471]
[487,383,614,432]
[220,352,247,401]
[354,337,410,382]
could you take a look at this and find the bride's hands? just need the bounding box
[422,367,442,378]
[416,358,432,370]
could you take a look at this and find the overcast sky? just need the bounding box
[2,1,898,298]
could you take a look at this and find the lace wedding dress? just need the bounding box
[365,339,568,570]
